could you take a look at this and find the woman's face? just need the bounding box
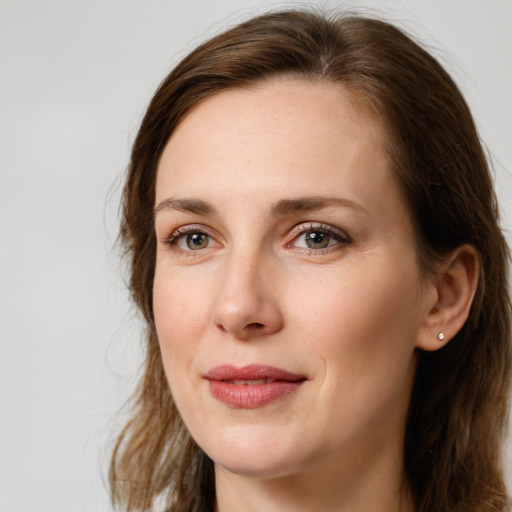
[153,81,436,480]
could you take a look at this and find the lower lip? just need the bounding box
[208,380,304,408]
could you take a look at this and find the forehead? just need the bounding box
[155,80,392,211]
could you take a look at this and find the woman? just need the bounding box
[110,9,511,512]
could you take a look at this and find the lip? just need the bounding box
[205,364,306,409]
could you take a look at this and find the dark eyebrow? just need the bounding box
[270,196,368,216]
[154,198,218,216]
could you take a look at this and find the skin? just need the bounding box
[153,80,444,512]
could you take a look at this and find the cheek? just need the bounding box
[152,267,216,434]
[288,265,420,443]
[152,266,212,375]
[290,260,421,391]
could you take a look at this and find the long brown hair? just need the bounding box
[110,9,511,512]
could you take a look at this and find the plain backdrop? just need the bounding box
[1,1,511,511]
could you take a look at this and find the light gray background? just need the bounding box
[1,1,511,511]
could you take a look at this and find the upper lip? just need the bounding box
[205,364,306,382]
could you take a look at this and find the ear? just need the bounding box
[416,244,479,351]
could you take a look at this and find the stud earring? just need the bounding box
[437,332,445,341]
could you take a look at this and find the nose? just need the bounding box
[211,250,283,340]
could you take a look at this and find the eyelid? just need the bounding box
[163,223,221,250]
[287,222,351,245]
[166,224,211,242]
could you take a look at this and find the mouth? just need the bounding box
[204,364,306,408]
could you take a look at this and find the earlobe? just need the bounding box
[416,244,479,352]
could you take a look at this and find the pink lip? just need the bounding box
[205,364,306,409]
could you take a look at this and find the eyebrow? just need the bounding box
[154,195,367,217]
[270,196,367,216]
[154,198,217,216]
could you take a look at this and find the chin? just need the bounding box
[201,425,303,479]
[215,456,296,479]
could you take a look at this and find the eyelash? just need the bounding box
[165,224,217,253]
[286,222,351,255]
[164,222,351,255]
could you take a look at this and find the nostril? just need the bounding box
[247,322,265,329]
